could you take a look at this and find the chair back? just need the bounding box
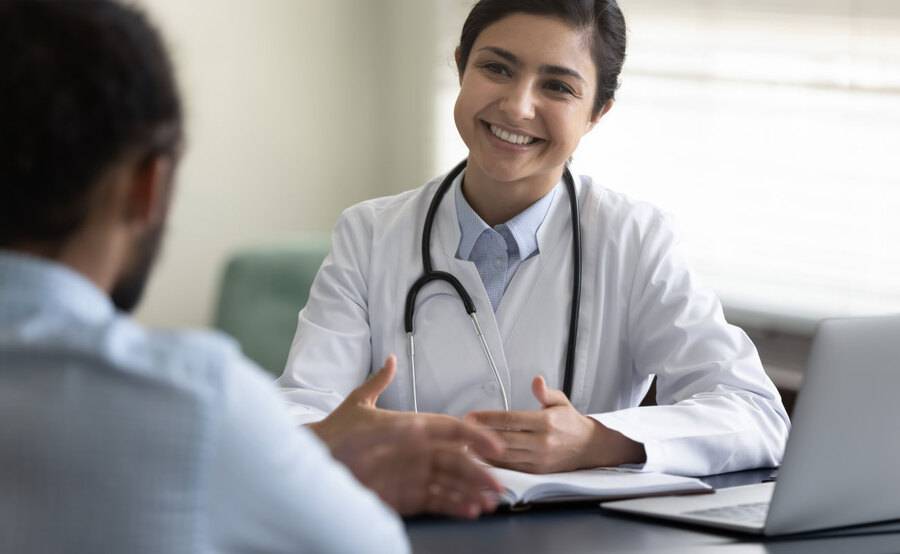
[213,236,330,376]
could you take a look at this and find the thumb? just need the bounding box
[532,375,569,408]
[351,355,397,407]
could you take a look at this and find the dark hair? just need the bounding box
[456,0,627,116]
[0,0,182,246]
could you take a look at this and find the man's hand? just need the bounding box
[308,355,403,450]
[312,355,507,518]
[331,417,505,518]
[466,376,646,474]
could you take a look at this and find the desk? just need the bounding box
[405,469,900,554]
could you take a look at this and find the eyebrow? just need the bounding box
[476,46,586,83]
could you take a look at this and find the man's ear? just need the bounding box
[586,99,615,133]
[125,155,174,227]
[454,47,464,85]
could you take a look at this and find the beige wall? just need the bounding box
[135,0,900,334]
[135,0,450,328]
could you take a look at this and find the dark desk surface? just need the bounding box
[405,469,900,554]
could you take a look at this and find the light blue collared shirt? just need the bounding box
[455,174,558,310]
[0,251,407,553]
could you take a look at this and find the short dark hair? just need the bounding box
[0,0,182,246]
[456,0,627,116]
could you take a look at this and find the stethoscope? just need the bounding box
[403,159,582,413]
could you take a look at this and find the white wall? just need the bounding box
[135,0,399,328]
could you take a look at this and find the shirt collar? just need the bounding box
[0,249,115,323]
[454,171,559,261]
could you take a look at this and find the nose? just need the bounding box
[499,81,536,121]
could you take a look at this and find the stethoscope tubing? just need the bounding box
[403,159,581,412]
[562,166,582,397]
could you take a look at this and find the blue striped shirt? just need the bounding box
[454,173,558,311]
[0,251,407,553]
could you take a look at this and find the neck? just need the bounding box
[462,164,564,227]
[10,224,128,295]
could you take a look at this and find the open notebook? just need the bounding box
[489,466,712,506]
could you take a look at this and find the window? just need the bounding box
[434,0,900,331]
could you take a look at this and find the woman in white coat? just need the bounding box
[278,0,790,477]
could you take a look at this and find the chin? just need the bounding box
[486,168,531,184]
[470,154,534,184]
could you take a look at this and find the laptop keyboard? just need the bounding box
[684,502,770,524]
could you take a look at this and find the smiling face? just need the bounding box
[454,13,604,197]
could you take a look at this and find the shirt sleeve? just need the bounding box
[276,208,374,426]
[590,213,791,476]
[208,354,408,553]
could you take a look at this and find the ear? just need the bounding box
[454,47,464,85]
[585,99,615,133]
[125,155,174,227]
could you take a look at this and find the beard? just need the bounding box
[110,221,166,313]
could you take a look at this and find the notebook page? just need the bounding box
[489,466,711,505]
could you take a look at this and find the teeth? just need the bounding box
[490,124,536,145]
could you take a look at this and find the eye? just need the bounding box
[478,61,511,78]
[545,80,576,96]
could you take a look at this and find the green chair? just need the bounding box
[213,235,331,377]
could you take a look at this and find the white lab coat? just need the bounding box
[278,172,790,476]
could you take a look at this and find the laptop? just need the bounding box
[603,315,900,536]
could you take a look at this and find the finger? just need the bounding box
[432,446,504,493]
[531,375,569,408]
[489,458,539,474]
[349,355,396,406]
[494,429,540,452]
[429,461,495,507]
[416,414,505,459]
[425,444,502,513]
[465,410,547,433]
[430,471,499,515]
[487,446,540,467]
[425,483,482,519]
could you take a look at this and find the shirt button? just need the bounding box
[494,258,504,269]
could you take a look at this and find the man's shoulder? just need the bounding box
[117,319,262,398]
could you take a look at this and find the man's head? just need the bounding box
[0,0,182,311]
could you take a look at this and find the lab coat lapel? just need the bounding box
[431,188,513,401]
[494,176,593,410]
[494,181,569,335]
[493,181,570,399]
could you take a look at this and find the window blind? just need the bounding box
[434,0,900,330]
